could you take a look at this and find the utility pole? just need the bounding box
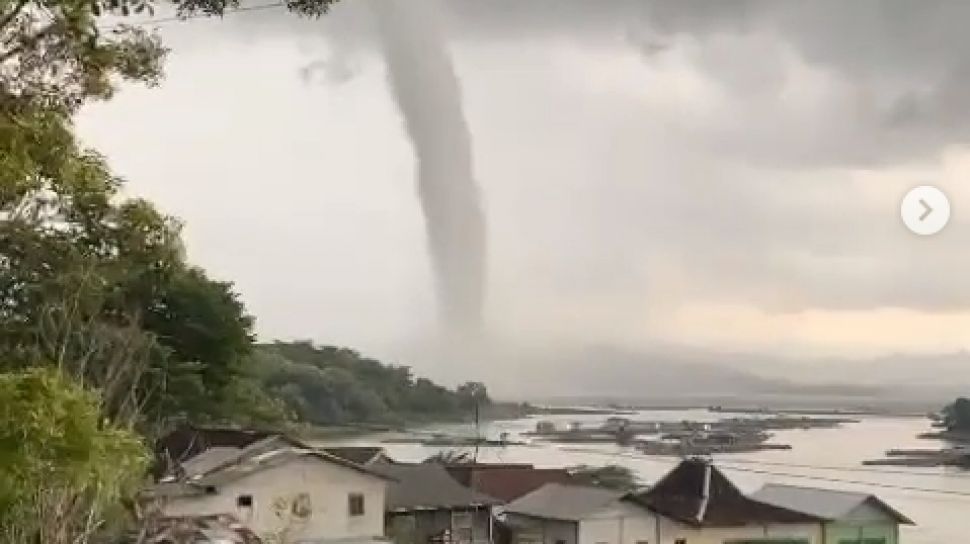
[473,400,481,462]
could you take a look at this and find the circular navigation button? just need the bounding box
[901,185,950,236]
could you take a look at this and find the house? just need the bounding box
[444,464,576,502]
[374,462,503,544]
[323,447,392,466]
[154,424,304,478]
[753,484,914,544]
[503,483,658,544]
[626,458,825,544]
[142,440,393,544]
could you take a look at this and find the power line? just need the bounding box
[555,443,970,479]
[719,463,970,500]
[552,445,970,500]
[97,1,285,30]
[307,423,970,498]
[717,457,970,479]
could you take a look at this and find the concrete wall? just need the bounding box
[388,507,493,544]
[506,514,576,544]
[578,503,658,544]
[655,516,822,544]
[825,523,896,544]
[159,456,387,542]
[506,502,827,544]
[507,503,656,544]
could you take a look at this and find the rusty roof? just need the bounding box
[445,464,576,502]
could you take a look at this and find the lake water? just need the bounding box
[323,410,970,543]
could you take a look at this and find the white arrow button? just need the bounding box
[902,186,950,236]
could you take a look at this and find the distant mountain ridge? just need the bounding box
[511,344,967,410]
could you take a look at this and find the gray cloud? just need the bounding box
[76,0,970,374]
[225,0,970,167]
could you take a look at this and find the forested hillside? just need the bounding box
[247,342,491,427]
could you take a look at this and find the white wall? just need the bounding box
[510,500,823,544]
[655,516,822,544]
[159,455,387,542]
[506,514,576,544]
[842,502,895,523]
[578,502,658,544]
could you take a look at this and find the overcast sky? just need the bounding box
[77,0,970,379]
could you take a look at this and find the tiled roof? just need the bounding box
[373,462,502,511]
[505,483,625,521]
[322,447,386,465]
[753,484,914,525]
[627,458,822,527]
[446,464,575,502]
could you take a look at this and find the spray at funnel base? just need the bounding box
[372,0,487,337]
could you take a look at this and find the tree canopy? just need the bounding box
[0,368,148,543]
[942,397,970,432]
[0,0,337,112]
[251,342,491,427]
[0,103,257,426]
[568,464,638,491]
[0,0,510,539]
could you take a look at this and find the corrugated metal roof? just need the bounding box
[322,447,386,466]
[753,484,914,525]
[193,447,394,488]
[373,463,502,511]
[504,483,625,521]
[146,443,393,500]
[181,447,248,477]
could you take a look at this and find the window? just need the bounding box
[348,493,365,516]
[236,494,253,508]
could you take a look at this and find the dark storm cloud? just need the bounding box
[208,0,970,167]
[78,0,970,362]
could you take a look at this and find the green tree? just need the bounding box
[249,343,490,427]
[942,397,970,432]
[1,0,337,113]
[0,123,255,426]
[423,450,473,464]
[456,381,490,410]
[568,464,638,491]
[0,367,149,544]
[1,99,257,428]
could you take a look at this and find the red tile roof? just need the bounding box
[446,464,576,502]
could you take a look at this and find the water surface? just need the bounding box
[325,410,969,543]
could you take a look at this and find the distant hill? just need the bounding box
[507,344,961,412]
[518,345,877,396]
[249,341,492,428]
